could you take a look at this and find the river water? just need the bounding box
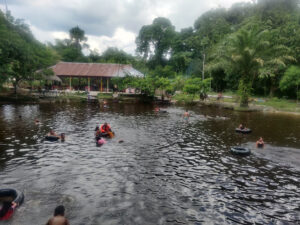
[0,102,299,225]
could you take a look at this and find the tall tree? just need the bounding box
[100,47,134,64]
[136,17,175,68]
[0,10,57,93]
[69,26,88,50]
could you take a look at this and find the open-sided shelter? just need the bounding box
[51,62,144,92]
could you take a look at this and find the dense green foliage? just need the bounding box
[0,11,58,92]
[134,0,300,104]
[1,0,300,104]
[183,78,211,101]
[209,28,294,106]
[280,66,300,101]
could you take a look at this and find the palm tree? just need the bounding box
[211,28,294,107]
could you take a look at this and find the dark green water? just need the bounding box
[0,102,299,225]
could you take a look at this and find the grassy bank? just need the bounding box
[254,98,300,112]
[97,93,113,99]
[0,91,89,103]
[173,92,300,113]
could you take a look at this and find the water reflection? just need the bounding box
[0,103,299,225]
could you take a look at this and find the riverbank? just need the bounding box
[173,92,300,115]
[0,90,154,104]
[1,90,300,116]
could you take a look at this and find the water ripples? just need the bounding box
[0,103,299,224]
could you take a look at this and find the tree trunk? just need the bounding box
[240,94,249,107]
[238,79,250,108]
[13,81,18,95]
[297,84,299,105]
[269,86,275,98]
[13,78,21,96]
[269,77,277,98]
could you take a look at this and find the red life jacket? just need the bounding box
[100,124,111,133]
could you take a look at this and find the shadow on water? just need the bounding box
[0,102,299,225]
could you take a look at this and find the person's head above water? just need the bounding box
[50,130,55,135]
[54,205,65,216]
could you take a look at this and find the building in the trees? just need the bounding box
[51,62,143,92]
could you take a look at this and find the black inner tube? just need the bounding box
[0,189,24,218]
[231,147,251,155]
[235,128,252,133]
[45,136,59,141]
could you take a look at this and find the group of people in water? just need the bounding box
[47,130,66,142]
[14,107,268,224]
[94,122,114,146]
[42,116,114,146]
[45,122,114,146]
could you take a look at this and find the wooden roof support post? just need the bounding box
[101,77,103,92]
[107,77,109,93]
[98,77,101,92]
[88,77,90,92]
[69,76,72,90]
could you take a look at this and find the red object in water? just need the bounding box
[0,208,14,220]
[0,189,24,221]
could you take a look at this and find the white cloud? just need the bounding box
[87,28,136,54]
[30,25,69,43]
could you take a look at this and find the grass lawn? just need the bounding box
[173,93,199,102]
[97,93,113,99]
[254,98,300,112]
[175,91,300,113]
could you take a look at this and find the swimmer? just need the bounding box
[46,205,70,225]
[60,133,65,142]
[239,124,245,130]
[256,137,264,148]
[47,130,65,141]
[183,110,190,120]
[97,138,106,146]
[48,130,59,137]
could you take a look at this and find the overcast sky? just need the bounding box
[0,0,250,55]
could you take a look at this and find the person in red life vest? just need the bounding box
[100,122,114,138]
